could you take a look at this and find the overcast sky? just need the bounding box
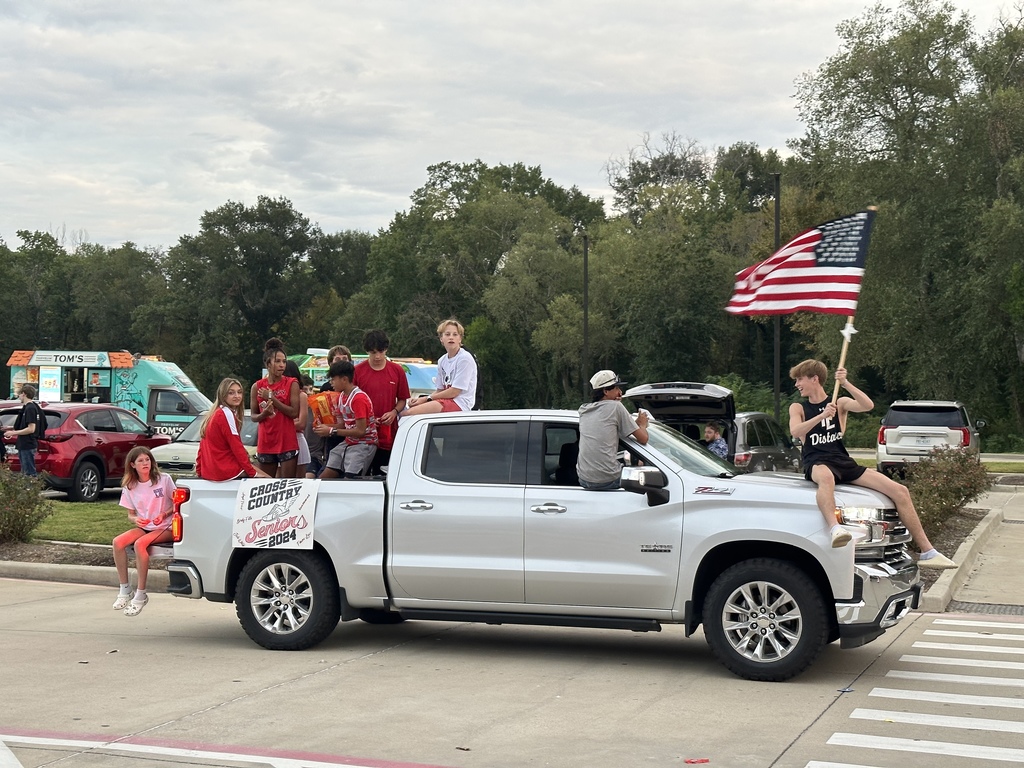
[0,1,1014,251]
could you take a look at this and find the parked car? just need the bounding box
[624,381,801,472]
[151,410,258,475]
[876,400,984,477]
[0,403,171,501]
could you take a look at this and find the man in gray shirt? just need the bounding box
[576,370,649,490]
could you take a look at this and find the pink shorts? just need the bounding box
[438,399,461,413]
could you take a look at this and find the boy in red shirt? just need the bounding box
[354,329,410,475]
[314,360,378,478]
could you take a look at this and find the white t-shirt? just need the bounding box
[437,348,478,411]
[119,474,176,531]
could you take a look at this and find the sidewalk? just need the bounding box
[920,483,1024,613]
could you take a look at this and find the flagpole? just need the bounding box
[831,315,855,404]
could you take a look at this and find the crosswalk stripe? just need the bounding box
[925,628,1024,642]
[932,618,1024,631]
[827,732,1024,762]
[913,640,1024,655]
[851,707,1024,733]
[805,761,883,767]
[900,654,1024,670]
[0,740,25,768]
[870,686,1024,709]
[887,669,1024,687]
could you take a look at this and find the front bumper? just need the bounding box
[835,560,921,649]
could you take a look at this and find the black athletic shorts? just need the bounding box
[804,455,866,484]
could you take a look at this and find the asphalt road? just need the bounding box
[3,578,1024,768]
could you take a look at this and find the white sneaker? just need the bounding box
[918,552,957,570]
[112,592,133,610]
[831,528,853,548]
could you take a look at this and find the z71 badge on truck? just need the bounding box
[167,409,920,682]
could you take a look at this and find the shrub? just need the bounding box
[902,447,991,529]
[0,466,54,543]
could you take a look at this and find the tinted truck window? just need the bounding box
[885,407,963,428]
[423,422,525,484]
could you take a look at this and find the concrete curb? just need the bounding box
[0,560,169,591]
[918,506,1004,613]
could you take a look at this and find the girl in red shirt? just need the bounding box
[197,378,270,482]
[250,338,300,477]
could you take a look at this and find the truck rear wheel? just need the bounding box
[235,551,340,651]
[703,558,828,682]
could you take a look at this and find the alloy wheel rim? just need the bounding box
[719,579,802,663]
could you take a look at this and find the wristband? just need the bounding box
[426,395,432,401]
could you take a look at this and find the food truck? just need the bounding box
[289,348,437,396]
[6,350,212,437]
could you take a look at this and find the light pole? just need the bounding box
[773,173,781,422]
[582,233,589,395]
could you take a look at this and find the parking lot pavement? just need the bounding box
[0,577,919,768]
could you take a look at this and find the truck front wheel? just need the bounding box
[703,558,828,682]
[235,551,341,651]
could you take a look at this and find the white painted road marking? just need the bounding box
[870,686,1024,709]
[899,653,1024,670]
[0,740,23,768]
[851,706,1024,733]
[886,668,1024,687]
[827,732,1024,762]
[924,628,1024,641]
[932,618,1024,630]
[0,733,449,768]
[913,640,1024,654]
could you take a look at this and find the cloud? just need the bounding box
[0,0,1013,249]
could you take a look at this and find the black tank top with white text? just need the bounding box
[800,398,851,468]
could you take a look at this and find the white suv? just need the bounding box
[876,400,984,476]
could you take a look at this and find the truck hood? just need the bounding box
[711,469,894,509]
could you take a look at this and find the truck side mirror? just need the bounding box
[620,466,670,506]
[976,420,987,429]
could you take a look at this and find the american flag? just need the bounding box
[725,210,876,316]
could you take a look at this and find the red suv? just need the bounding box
[1,403,171,502]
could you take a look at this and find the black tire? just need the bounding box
[235,550,340,651]
[358,608,406,625]
[69,462,101,502]
[703,558,828,682]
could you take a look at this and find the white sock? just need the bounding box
[830,524,844,534]
[118,584,131,596]
[133,589,147,602]
[919,549,938,560]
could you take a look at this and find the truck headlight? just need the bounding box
[837,506,892,544]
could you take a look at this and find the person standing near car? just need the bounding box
[788,359,956,567]
[576,370,649,490]
[1,384,43,476]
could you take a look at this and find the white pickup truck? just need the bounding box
[167,409,921,682]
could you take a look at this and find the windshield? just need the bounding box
[184,390,213,411]
[645,421,737,477]
[175,412,206,442]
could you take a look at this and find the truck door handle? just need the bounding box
[398,500,434,511]
[530,503,567,515]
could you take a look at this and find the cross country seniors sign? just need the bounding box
[232,478,319,549]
